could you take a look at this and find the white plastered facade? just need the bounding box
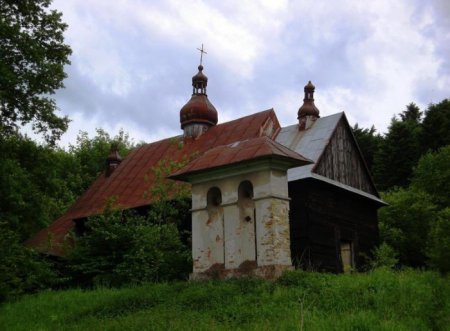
[188,160,294,279]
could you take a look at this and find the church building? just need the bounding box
[27,58,385,278]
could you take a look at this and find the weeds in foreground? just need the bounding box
[1,269,449,331]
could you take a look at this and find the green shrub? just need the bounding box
[67,210,191,287]
[379,188,437,267]
[369,242,399,270]
[427,208,450,273]
[0,222,55,302]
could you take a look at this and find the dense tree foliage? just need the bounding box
[379,188,437,267]
[0,130,134,241]
[427,208,450,273]
[0,0,72,144]
[378,146,450,271]
[372,103,423,190]
[411,145,450,208]
[68,210,191,287]
[354,100,450,192]
[0,222,55,302]
[0,135,80,240]
[420,99,450,153]
[351,124,383,174]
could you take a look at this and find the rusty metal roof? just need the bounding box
[169,136,313,181]
[27,108,384,255]
[26,109,281,255]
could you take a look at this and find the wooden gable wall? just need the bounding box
[313,118,377,196]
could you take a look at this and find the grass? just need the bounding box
[1,269,449,330]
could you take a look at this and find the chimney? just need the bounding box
[297,81,320,130]
[105,143,122,177]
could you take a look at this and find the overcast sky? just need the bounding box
[50,0,450,147]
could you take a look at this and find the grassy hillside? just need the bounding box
[1,269,449,331]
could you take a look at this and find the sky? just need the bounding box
[50,0,450,147]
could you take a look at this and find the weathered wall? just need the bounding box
[190,167,293,279]
[314,119,377,195]
[288,178,380,272]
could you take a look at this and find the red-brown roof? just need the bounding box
[26,109,281,255]
[169,136,313,181]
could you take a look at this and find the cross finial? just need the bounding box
[197,44,207,66]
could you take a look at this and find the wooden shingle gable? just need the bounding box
[313,114,378,196]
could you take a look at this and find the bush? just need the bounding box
[411,145,450,208]
[427,208,450,273]
[379,188,437,267]
[369,242,399,270]
[67,210,191,287]
[0,222,55,302]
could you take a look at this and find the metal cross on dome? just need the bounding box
[197,44,207,66]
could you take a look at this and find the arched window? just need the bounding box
[238,180,257,262]
[207,187,222,208]
[238,180,253,199]
[205,187,225,265]
[238,181,254,222]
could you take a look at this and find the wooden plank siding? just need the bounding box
[314,118,377,196]
[288,179,380,272]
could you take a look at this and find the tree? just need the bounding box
[427,208,450,273]
[0,129,135,241]
[399,102,422,122]
[378,146,450,271]
[421,99,450,153]
[379,188,437,267]
[0,134,80,240]
[69,129,135,193]
[0,221,55,302]
[373,103,423,190]
[352,123,383,174]
[411,145,450,208]
[68,209,191,287]
[0,0,72,144]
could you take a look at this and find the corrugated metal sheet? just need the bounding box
[169,136,313,180]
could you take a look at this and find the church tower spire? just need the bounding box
[180,45,218,138]
[298,81,320,130]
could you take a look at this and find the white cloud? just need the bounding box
[49,0,450,147]
[58,112,179,149]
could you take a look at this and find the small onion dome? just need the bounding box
[297,80,320,118]
[105,144,122,177]
[180,64,218,129]
[180,94,218,129]
[106,146,122,164]
[305,80,315,90]
[192,64,208,88]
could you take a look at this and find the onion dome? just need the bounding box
[297,80,320,118]
[180,65,218,134]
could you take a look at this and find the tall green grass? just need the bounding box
[1,269,449,330]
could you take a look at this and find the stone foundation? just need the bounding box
[189,261,293,280]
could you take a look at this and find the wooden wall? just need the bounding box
[288,178,380,272]
[314,119,377,196]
